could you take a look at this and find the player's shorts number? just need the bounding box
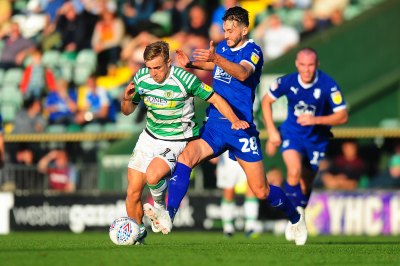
[310,151,321,166]
[239,137,257,153]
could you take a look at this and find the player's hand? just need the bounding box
[265,140,278,157]
[297,114,315,126]
[123,82,136,100]
[193,41,217,62]
[266,130,281,156]
[176,49,190,68]
[231,120,250,130]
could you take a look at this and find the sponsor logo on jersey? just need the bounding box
[294,101,316,117]
[214,66,232,84]
[330,91,343,105]
[251,52,259,65]
[144,96,169,107]
[290,86,298,95]
[201,83,213,92]
[313,88,321,99]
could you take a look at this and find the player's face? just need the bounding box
[145,55,171,83]
[223,20,248,48]
[295,52,318,84]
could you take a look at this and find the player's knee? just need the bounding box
[146,169,158,186]
[287,168,301,181]
[252,187,269,199]
[178,151,195,168]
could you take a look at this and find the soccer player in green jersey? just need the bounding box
[120,41,249,244]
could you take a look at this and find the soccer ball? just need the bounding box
[109,217,140,245]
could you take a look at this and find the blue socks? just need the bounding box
[267,185,300,224]
[284,181,311,208]
[167,162,192,221]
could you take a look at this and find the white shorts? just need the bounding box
[216,151,247,189]
[128,130,187,174]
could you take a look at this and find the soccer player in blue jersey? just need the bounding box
[262,47,348,242]
[144,6,308,245]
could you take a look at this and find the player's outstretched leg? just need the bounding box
[266,185,307,245]
[167,162,192,221]
[143,203,172,235]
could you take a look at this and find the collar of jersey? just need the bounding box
[230,39,254,52]
[297,70,319,89]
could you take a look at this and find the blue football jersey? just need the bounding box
[206,40,264,124]
[268,70,347,142]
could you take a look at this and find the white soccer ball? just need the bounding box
[109,217,140,245]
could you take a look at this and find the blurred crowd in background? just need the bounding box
[0,0,396,193]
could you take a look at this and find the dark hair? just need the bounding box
[143,41,170,63]
[222,6,249,27]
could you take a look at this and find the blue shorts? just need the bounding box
[280,130,329,172]
[200,120,263,162]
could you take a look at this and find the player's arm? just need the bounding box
[297,109,348,126]
[207,93,249,130]
[214,55,253,82]
[261,93,281,156]
[121,82,138,115]
[193,41,253,81]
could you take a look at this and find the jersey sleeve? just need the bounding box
[328,84,347,112]
[240,43,263,72]
[131,74,142,105]
[268,76,287,100]
[189,77,214,101]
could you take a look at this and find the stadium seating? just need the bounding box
[42,50,61,69]
[0,85,23,107]
[73,49,97,85]
[3,68,23,86]
[0,69,5,85]
[1,103,18,123]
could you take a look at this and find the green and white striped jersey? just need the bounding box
[131,66,214,141]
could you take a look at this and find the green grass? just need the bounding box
[0,232,399,266]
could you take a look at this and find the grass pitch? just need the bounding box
[0,231,399,266]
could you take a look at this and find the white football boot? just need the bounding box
[285,220,294,241]
[135,226,148,245]
[291,207,307,245]
[143,203,172,235]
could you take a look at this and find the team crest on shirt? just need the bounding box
[330,91,343,105]
[313,88,321,99]
[164,90,173,98]
[201,83,213,92]
[214,66,232,84]
[251,52,259,65]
